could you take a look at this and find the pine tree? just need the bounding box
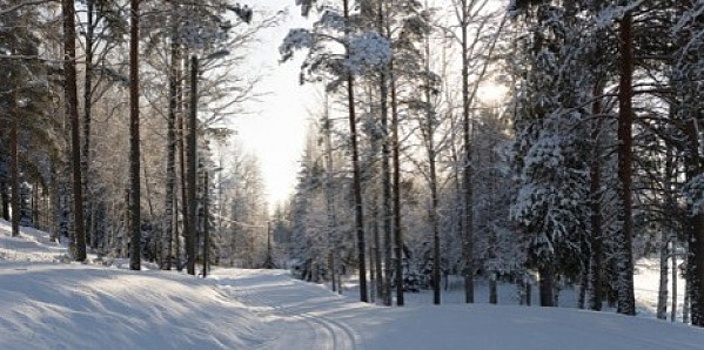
[508,1,596,307]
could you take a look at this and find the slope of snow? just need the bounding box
[1,220,703,349]
[0,221,267,350]
[0,264,268,350]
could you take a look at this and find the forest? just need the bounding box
[1,0,704,329]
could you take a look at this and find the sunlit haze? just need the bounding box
[231,1,313,212]
[231,1,507,213]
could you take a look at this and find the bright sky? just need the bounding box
[230,0,314,212]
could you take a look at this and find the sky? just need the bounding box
[2,219,703,350]
[228,0,315,212]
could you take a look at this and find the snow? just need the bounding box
[345,31,392,74]
[1,219,703,349]
[684,174,704,215]
[594,1,645,28]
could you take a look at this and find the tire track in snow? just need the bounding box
[246,290,355,350]
[217,273,359,350]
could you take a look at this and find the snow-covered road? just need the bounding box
[214,270,361,350]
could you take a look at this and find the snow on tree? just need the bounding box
[280,5,392,89]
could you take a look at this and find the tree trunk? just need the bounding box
[685,114,704,326]
[376,0,393,307]
[186,55,198,275]
[390,62,404,306]
[63,0,86,261]
[684,262,691,324]
[539,264,555,307]
[162,13,180,269]
[1,176,9,221]
[343,0,368,303]
[616,12,635,315]
[202,172,209,277]
[380,65,393,307]
[431,145,440,302]
[423,34,441,305]
[323,97,339,293]
[10,111,19,237]
[489,273,498,305]
[177,80,187,272]
[657,231,669,320]
[460,0,474,304]
[690,198,704,326]
[174,194,181,270]
[32,181,39,229]
[372,189,384,302]
[589,84,604,311]
[128,0,141,270]
[672,244,678,322]
[369,241,376,303]
[82,0,95,249]
[526,276,532,306]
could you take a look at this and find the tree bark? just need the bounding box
[323,97,339,293]
[672,243,678,322]
[82,0,95,249]
[616,12,635,316]
[162,10,180,269]
[202,172,209,277]
[128,0,141,270]
[186,55,198,275]
[589,83,604,311]
[539,264,555,307]
[422,31,441,305]
[1,176,9,221]
[63,0,86,261]
[372,187,384,302]
[10,109,19,237]
[460,0,474,304]
[690,213,704,326]
[685,115,704,326]
[376,0,393,307]
[177,68,187,272]
[656,231,668,320]
[390,62,404,306]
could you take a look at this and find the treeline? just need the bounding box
[272,0,704,326]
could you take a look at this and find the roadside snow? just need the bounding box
[0,264,266,350]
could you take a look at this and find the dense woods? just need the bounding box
[2,0,704,328]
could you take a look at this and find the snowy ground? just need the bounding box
[1,220,703,349]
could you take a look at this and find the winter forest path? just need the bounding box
[213,270,363,350]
